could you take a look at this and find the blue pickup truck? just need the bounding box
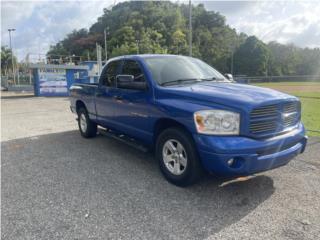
[70,54,307,186]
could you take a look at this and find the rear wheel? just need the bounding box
[77,108,97,138]
[156,127,203,187]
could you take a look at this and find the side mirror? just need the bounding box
[224,73,234,81]
[116,75,147,90]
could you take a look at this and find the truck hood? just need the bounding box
[160,82,297,110]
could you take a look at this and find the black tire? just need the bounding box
[156,127,204,187]
[77,107,97,138]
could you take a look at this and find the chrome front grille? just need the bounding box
[250,104,278,118]
[284,101,299,113]
[249,101,300,137]
[250,121,278,133]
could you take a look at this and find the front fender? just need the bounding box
[156,99,208,134]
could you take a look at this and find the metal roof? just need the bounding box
[29,63,89,70]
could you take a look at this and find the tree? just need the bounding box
[1,46,17,75]
[267,42,320,76]
[47,1,320,77]
[49,1,239,68]
[233,36,270,76]
[171,30,186,54]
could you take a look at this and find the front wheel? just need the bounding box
[156,128,204,187]
[77,108,97,138]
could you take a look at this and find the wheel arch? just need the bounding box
[75,100,86,114]
[153,118,193,145]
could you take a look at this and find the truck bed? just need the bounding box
[69,83,99,118]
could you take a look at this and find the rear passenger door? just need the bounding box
[95,60,121,126]
[112,59,154,142]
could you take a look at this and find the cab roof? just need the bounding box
[109,54,191,61]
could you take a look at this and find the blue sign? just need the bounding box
[38,68,68,95]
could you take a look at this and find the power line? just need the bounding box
[104,28,108,61]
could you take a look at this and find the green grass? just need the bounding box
[299,97,320,137]
[254,81,320,86]
[289,92,320,99]
[253,82,320,137]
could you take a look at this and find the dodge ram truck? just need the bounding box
[70,54,307,186]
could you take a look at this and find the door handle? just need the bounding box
[96,89,106,97]
[114,96,123,100]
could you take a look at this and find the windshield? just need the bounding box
[144,56,228,86]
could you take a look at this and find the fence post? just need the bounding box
[29,69,32,85]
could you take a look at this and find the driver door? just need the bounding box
[112,59,153,142]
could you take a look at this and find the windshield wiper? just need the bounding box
[161,78,201,86]
[201,77,227,82]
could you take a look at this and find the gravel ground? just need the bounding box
[1,96,320,240]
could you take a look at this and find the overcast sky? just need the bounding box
[1,0,320,60]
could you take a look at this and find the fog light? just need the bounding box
[227,157,245,169]
[227,158,234,166]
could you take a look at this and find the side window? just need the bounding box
[101,61,120,87]
[121,60,145,82]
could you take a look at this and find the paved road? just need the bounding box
[1,96,320,240]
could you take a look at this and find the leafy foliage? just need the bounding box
[47,1,320,77]
[267,42,320,76]
[1,46,17,75]
[233,36,270,76]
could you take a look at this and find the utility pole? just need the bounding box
[230,48,234,75]
[8,28,16,84]
[189,0,192,57]
[104,28,108,62]
[266,57,268,77]
[96,43,102,75]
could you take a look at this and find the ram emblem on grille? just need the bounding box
[282,112,297,120]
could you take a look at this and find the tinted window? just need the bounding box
[101,61,120,87]
[121,60,145,82]
[144,56,227,85]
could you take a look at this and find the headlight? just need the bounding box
[194,110,240,135]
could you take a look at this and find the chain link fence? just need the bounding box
[1,71,34,91]
[234,75,320,83]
